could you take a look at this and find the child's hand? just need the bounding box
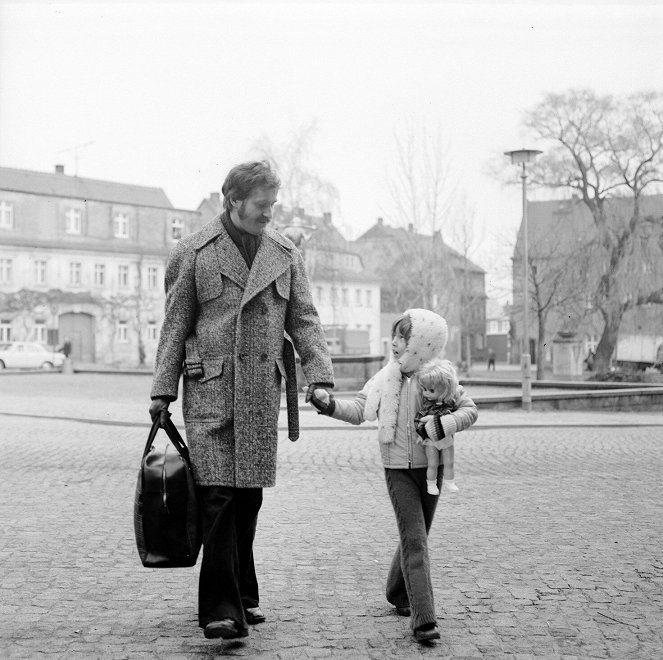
[418,414,433,424]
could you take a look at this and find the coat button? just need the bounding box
[260,353,268,361]
[239,353,247,361]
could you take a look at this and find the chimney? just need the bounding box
[377,217,383,227]
[55,164,65,174]
[322,211,332,225]
[407,223,414,233]
[296,207,305,218]
[210,192,220,204]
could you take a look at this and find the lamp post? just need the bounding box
[505,148,542,411]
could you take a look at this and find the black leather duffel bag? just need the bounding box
[134,412,202,568]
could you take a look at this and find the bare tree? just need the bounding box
[524,89,663,372]
[251,121,339,215]
[520,224,593,379]
[378,120,461,313]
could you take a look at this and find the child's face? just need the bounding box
[391,331,407,361]
[422,383,446,402]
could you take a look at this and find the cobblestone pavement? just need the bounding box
[1,375,663,658]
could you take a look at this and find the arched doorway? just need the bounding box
[58,312,95,363]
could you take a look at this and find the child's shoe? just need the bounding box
[426,480,440,495]
[442,478,459,494]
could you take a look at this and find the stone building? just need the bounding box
[354,218,486,364]
[0,165,203,366]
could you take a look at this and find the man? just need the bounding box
[149,161,334,640]
[487,347,496,371]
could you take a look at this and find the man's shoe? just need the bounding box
[395,606,411,616]
[203,619,249,640]
[414,624,440,643]
[244,606,266,625]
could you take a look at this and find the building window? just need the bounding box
[315,286,323,305]
[116,320,129,342]
[34,260,47,285]
[146,322,158,341]
[94,264,106,287]
[331,287,338,305]
[342,288,349,306]
[365,289,372,307]
[0,258,13,283]
[65,208,82,234]
[147,266,158,290]
[0,320,11,342]
[171,218,184,241]
[33,320,47,343]
[114,212,129,238]
[355,289,362,306]
[69,262,82,286]
[0,201,14,229]
[118,264,129,288]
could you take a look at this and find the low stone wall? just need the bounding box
[475,387,663,412]
[296,354,385,392]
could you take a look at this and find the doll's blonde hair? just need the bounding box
[417,358,459,403]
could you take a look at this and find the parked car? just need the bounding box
[0,342,67,370]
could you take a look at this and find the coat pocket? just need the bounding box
[183,357,233,425]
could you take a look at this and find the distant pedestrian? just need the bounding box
[487,347,496,371]
[58,337,72,359]
[414,358,461,495]
[309,309,478,644]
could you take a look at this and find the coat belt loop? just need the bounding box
[183,334,204,379]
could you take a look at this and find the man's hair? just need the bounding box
[417,358,459,402]
[221,160,281,212]
[391,314,412,342]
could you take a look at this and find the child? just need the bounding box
[415,358,462,496]
[309,309,478,644]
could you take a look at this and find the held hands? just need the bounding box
[306,384,335,415]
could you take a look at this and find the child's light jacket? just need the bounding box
[332,378,477,469]
[330,308,478,468]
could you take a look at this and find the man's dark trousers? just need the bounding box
[196,486,263,630]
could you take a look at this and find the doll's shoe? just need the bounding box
[426,480,440,495]
[442,479,459,494]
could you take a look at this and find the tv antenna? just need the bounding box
[57,141,94,176]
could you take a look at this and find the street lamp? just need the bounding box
[505,148,542,411]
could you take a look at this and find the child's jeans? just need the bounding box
[384,465,443,631]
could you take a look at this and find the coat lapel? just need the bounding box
[241,230,291,308]
[194,215,250,287]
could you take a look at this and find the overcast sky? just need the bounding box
[1,0,662,303]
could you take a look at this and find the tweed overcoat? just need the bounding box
[151,214,334,488]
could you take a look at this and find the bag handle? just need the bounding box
[143,411,191,465]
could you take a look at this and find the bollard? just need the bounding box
[61,357,74,375]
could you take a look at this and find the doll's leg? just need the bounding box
[424,446,440,495]
[441,445,459,493]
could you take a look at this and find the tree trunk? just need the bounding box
[536,318,547,381]
[593,308,623,373]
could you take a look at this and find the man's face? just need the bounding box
[233,186,278,236]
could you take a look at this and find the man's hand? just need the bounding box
[149,397,171,422]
